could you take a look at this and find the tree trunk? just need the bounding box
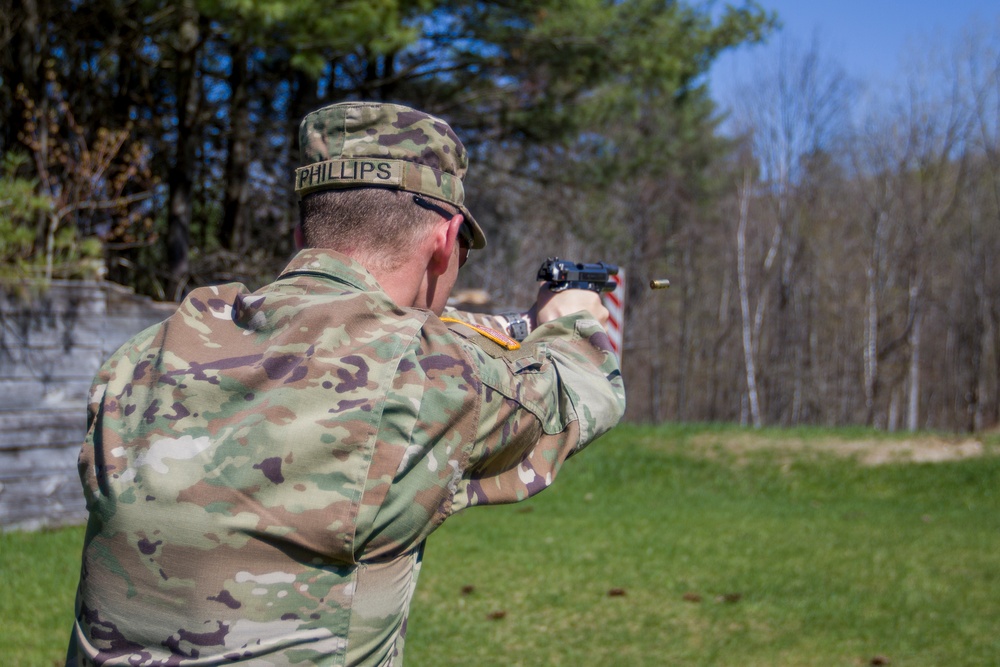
[220,36,250,250]
[676,244,694,419]
[166,0,200,300]
[863,210,889,427]
[284,68,320,228]
[5,0,43,150]
[906,308,922,431]
[992,299,1000,428]
[736,172,762,428]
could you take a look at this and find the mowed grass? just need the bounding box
[406,424,1000,666]
[1,522,82,665]
[4,424,999,666]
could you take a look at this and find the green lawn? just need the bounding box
[4,424,999,666]
[1,522,81,666]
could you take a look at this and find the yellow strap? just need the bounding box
[441,317,521,351]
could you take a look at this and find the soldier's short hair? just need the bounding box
[299,187,451,271]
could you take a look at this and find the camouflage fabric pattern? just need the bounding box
[68,248,625,666]
[296,102,486,249]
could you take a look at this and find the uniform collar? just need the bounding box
[278,248,385,293]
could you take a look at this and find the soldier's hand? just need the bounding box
[531,285,609,328]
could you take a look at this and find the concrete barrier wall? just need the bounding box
[0,281,175,531]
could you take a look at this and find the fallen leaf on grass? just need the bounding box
[607,588,627,597]
[460,585,475,595]
[869,656,891,666]
[715,593,743,603]
[487,610,507,621]
[682,592,703,603]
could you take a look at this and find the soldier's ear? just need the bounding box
[427,216,460,276]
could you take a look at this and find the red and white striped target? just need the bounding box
[602,269,625,357]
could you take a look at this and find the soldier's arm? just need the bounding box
[447,310,625,510]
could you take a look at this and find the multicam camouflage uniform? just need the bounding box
[66,103,625,666]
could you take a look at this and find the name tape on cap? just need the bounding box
[296,159,403,193]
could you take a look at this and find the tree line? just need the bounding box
[2,1,998,432]
[1,0,771,293]
[637,29,1000,433]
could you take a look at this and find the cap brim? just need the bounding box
[459,205,487,249]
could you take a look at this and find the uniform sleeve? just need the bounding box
[78,323,161,506]
[449,312,625,510]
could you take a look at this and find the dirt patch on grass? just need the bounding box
[687,432,989,466]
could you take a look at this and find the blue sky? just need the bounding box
[710,0,1000,102]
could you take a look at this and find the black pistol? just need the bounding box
[537,258,620,293]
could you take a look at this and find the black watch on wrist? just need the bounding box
[500,312,531,342]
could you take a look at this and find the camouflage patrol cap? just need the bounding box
[296,101,486,249]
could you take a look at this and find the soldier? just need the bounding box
[66,101,626,666]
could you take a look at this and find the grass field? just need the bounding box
[3,424,999,666]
